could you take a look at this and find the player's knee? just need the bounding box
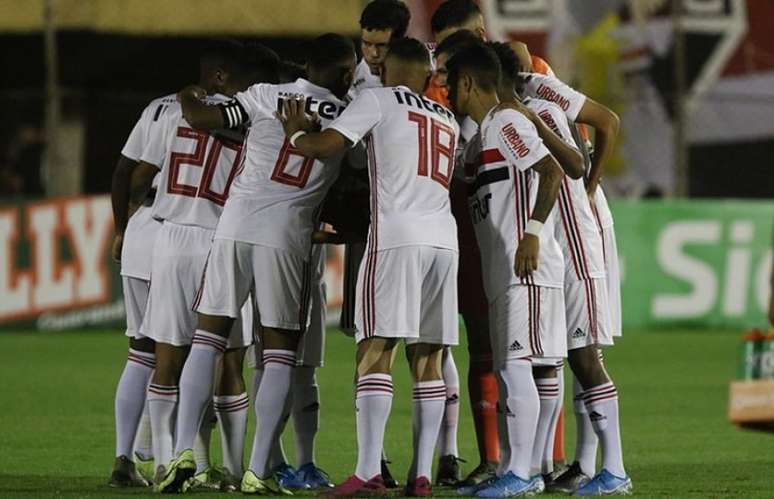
[129,336,155,354]
[196,313,234,338]
[262,326,301,351]
[217,348,246,395]
[568,346,610,389]
[152,344,187,385]
[532,364,557,379]
[356,338,396,376]
[408,344,444,382]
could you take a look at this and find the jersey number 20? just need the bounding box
[167,127,244,206]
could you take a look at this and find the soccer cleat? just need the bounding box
[436,455,465,486]
[474,471,535,497]
[328,474,387,497]
[185,465,227,491]
[573,469,632,496]
[134,452,155,484]
[241,469,293,495]
[547,461,591,494]
[405,476,433,497]
[295,463,334,489]
[529,475,546,494]
[458,461,497,488]
[274,462,305,489]
[154,448,196,493]
[381,459,399,488]
[108,455,149,487]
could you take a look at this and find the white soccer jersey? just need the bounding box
[328,86,459,252]
[525,98,605,282]
[348,59,383,100]
[466,108,564,301]
[140,94,243,230]
[122,93,176,162]
[215,78,347,257]
[522,72,615,228]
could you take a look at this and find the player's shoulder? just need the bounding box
[489,107,532,130]
[524,96,562,115]
[136,92,177,122]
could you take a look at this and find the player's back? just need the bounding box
[217,78,346,256]
[345,86,459,251]
[146,95,243,230]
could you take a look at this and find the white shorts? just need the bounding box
[601,225,622,337]
[120,205,162,280]
[122,276,149,339]
[565,278,614,350]
[247,245,327,368]
[195,238,313,332]
[140,222,249,348]
[354,245,459,346]
[489,285,566,369]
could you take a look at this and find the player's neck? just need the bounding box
[468,91,500,125]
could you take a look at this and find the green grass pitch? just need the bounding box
[0,328,771,498]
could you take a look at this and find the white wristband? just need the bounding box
[525,219,543,236]
[289,130,307,148]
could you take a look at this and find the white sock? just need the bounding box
[355,374,393,481]
[532,377,560,475]
[115,349,155,458]
[292,366,319,467]
[248,350,296,477]
[134,402,153,460]
[495,374,510,476]
[174,331,227,455]
[194,402,215,473]
[437,351,460,458]
[542,364,564,472]
[147,384,178,468]
[573,377,598,476]
[410,380,446,481]
[253,368,291,470]
[214,392,249,476]
[583,382,625,477]
[499,359,539,480]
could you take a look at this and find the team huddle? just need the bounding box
[109,0,630,496]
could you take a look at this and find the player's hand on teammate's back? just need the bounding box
[111,234,123,263]
[514,234,539,277]
[177,85,207,103]
[276,95,320,137]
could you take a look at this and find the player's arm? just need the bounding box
[531,113,584,179]
[111,155,136,231]
[576,98,620,195]
[128,162,159,209]
[276,97,348,159]
[177,85,227,130]
[514,154,562,278]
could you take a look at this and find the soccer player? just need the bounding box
[277,38,460,497]
[351,0,411,98]
[108,89,172,490]
[129,43,278,491]
[484,40,589,486]
[518,64,631,496]
[446,43,566,497]
[431,0,486,44]
[159,33,356,495]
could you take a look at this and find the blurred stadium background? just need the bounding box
[1,0,773,497]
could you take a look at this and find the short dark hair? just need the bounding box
[240,43,280,84]
[434,29,481,59]
[306,33,357,70]
[487,42,519,83]
[447,43,501,93]
[386,37,430,65]
[431,0,481,34]
[360,0,411,40]
[278,60,307,83]
[199,39,245,76]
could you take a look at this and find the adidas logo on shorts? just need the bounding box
[572,328,586,339]
[508,340,524,351]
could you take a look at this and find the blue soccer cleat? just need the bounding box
[274,463,305,490]
[457,474,497,496]
[474,471,537,497]
[294,463,334,489]
[573,469,632,496]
